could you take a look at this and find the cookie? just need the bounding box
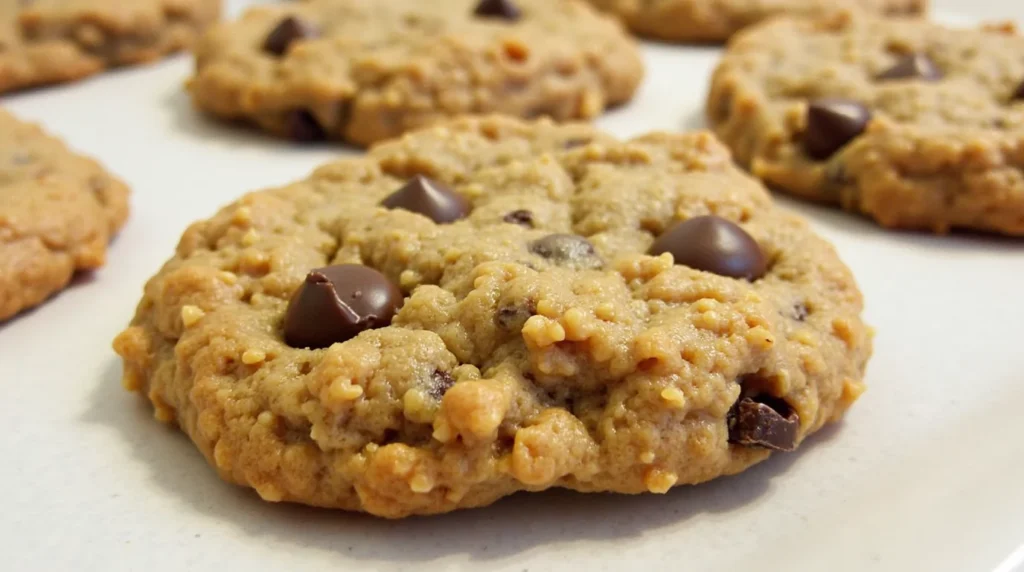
[583,0,925,43]
[709,14,1024,235]
[0,0,221,93]
[0,110,130,321]
[187,0,643,147]
[113,116,870,518]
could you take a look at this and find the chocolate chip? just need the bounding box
[381,176,470,224]
[727,396,799,452]
[427,370,455,400]
[876,53,942,81]
[285,110,325,142]
[648,216,767,281]
[283,265,402,349]
[791,303,809,322]
[1012,80,1024,102]
[803,98,871,160]
[263,16,319,56]
[502,209,534,227]
[495,299,535,329]
[529,233,603,270]
[474,0,521,20]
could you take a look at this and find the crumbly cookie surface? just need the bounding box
[187,0,643,147]
[584,0,925,43]
[0,0,221,93]
[709,14,1024,235]
[0,109,130,321]
[113,116,870,518]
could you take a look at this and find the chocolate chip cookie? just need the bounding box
[0,109,130,321]
[0,0,221,93]
[187,0,643,147]
[584,0,925,43]
[709,14,1024,235]
[113,116,870,518]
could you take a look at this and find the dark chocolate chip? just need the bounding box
[381,176,470,224]
[285,110,325,142]
[427,370,455,400]
[473,0,521,20]
[495,299,535,329]
[502,209,534,227]
[791,303,809,322]
[727,396,799,452]
[648,216,767,281]
[283,265,402,349]
[1012,80,1024,102]
[876,53,942,81]
[803,98,872,160]
[263,16,319,57]
[529,233,604,270]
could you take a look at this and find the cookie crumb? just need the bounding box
[409,473,435,494]
[643,468,678,494]
[181,305,205,327]
[242,349,267,365]
[639,451,656,464]
[660,387,687,409]
[522,315,566,347]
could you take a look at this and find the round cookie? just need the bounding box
[710,14,1024,235]
[113,116,870,518]
[187,0,644,147]
[583,0,925,43]
[0,0,221,93]
[0,110,130,321]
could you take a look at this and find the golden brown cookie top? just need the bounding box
[114,116,869,518]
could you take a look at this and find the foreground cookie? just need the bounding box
[710,14,1024,235]
[584,0,925,43]
[113,116,870,518]
[187,0,643,146]
[0,0,221,93]
[0,110,130,321]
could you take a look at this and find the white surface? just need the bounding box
[2,1,1023,571]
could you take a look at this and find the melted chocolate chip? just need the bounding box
[283,265,402,349]
[263,16,319,57]
[529,233,603,270]
[648,216,767,281]
[473,0,521,20]
[803,98,871,160]
[495,299,535,329]
[727,396,799,452]
[876,53,942,81]
[381,176,470,224]
[791,303,809,322]
[285,110,325,142]
[427,370,455,400]
[563,137,591,149]
[502,209,534,227]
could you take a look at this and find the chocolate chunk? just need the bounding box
[283,265,402,349]
[263,16,319,57]
[728,396,799,452]
[791,303,809,322]
[495,299,535,329]
[285,110,325,142]
[803,98,871,160]
[381,176,470,224]
[876,54,942,81]
[502,209,534,227]
[427,370,455,400]
[648,216,767,280]
[474,0,521,20]
[529,233,603,270]
[1012,80,1024,102]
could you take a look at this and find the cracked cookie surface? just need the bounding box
[187,0,643,147]
[113,116,870,518]
[0,0,221,93]
[584,0,925,43]
[709,14,1024,235]
[0,109,130,321]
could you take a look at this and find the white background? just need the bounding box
[1,1,1023,570]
